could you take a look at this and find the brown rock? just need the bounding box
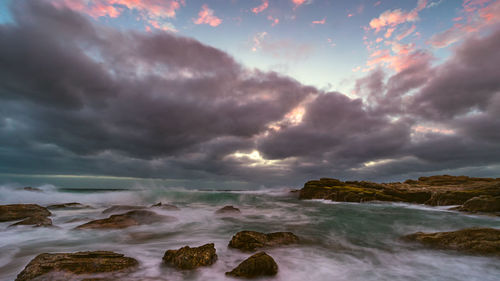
[15,251,138,281]
[47,202,92,210]
[459,196,500,213]
[216,205,241,214]
[151,202,180,210]
[75,210,176,230]
[9,215,53,227]
[0,204,51,222]
[225,252,278,278]
[21,187,43,192]
[163,243,217,270]
[228,231,299,252]
[403,227,500,256]
[102,205,147,214]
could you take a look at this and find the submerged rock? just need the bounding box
[225,252,278,278]
[163,243,217,270]
[15,251,138,281]
[228,231,299,252]
[403,227,500,256]
[216,205,241,214]
[102,205,147,214]
[458,196,500,213]
[151,202,180,210]
[75,210,176,229]
[47,202,92,210]
[0,204,52,226]
[20,187,43,192]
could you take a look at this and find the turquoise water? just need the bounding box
[0,185,499,280]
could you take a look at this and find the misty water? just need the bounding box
[1,185,499,281]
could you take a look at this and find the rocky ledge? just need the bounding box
[226,252,278,278]
[75,210,177,229]
[15,251,138,281]
[163,243,217,269]
[403,227,500,256]
[0,204,53,227]
[299,175,500,213]
[229,231,299,252]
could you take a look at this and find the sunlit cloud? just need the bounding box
[369,0,427,33]
[252,0,269,14]
[193,4,222,27]
[312,18,326,25]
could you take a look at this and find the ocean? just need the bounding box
[1,184,499,280]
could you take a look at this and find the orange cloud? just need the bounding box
[252,0,269,14]
[369,0,427,33]
[384,27,395,38]
[312,18,326,25]
[292,0,307,9]
[395,25,416,41]
[194,4,222,27]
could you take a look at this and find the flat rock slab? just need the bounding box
[0,204,51,222]
[15,251,138,281]
[226,252,278,278]
[403,227,500,256]
[229,231,299,252]
[163,243,217,270]
[76,210,176,229]
[9,216,53,227]
[216,206,241,214]
[47,203,92,210]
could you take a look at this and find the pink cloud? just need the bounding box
[268,15,280,26]
[292,0,307,9]
[312,18,326,25]
[369,0,427,33]
[252,0,269,14]
[374,1,382,7]
[395,25,416,41]
[384,27,395,38]
[194,4,222,27]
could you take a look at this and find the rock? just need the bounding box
[102,205,147,214]
[216,205,241,214]
[458,196,500,213]
[47,202,92,210]
[75,210,176,230]
[0,204,51,222]
[228,231,299,252]
[15,251,138,281]
[151,202,179,210]
[225,252,278,278]
[403,228,500,256]
[21,187,43,192]
[9,215,52,227]
[162,243,217,270]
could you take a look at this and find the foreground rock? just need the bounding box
[403,228,500,256]
[216,205,241,214]
[151,202,180,210]
[76,210,176,229]
[0,204,52,227]
[102,205,147,214]
[229,231,299,252]
[47,202,92,210]
[9,216,53,227]
[226,252,278,278]
[15,251,138,281]
[163,243,217,270]
[458,196,500,213]
[299,175,500,212]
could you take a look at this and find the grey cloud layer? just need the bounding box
[0,1,499,187]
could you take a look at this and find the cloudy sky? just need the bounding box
[0,0,499,188]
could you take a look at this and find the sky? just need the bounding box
[0,0,499,188]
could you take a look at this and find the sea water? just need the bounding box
[0,185,499,281]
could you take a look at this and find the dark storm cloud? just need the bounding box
[1,0,499,187]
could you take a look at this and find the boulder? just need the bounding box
[459,196,500,213]
[151,202,180,210]
[0,204,51,223]
[228,231,299,252]
[75,210,176,230]
[15,251,138,281]
[163,243,217,270]
[403,227,500,256]
[9,215,52,227]
[47,202,92,210]
[102,205,147,214]
[216,205,241,214]
[225,252,278,278]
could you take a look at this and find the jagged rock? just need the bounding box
[216,205,241,214]
[9,216,52,227]
[75,210,176,229]
[151,202,180,210]
[458,196,500,213]
[403,228,500,256]
[0,204,51,222]
[162,243,217,270]
[228,231,299,252]
[225,252,278,278]
[102,205,147,214]
[15,251,138,281]
[47,202,92,210]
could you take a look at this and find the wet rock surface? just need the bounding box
[47,202,92,210]
[9,215,53,227]
[216,205,241,214]
[458,196,500,213]
[163,243,217,270]
[0,204,51,222]
[225,252,278,278]
[151,202,180,210]
[75,210,176,229]
[229,231,299,251]
[403,227,500,256]
[102,205,148,214]
[15,251,138,281]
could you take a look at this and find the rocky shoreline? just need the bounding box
[1,175,499,280]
